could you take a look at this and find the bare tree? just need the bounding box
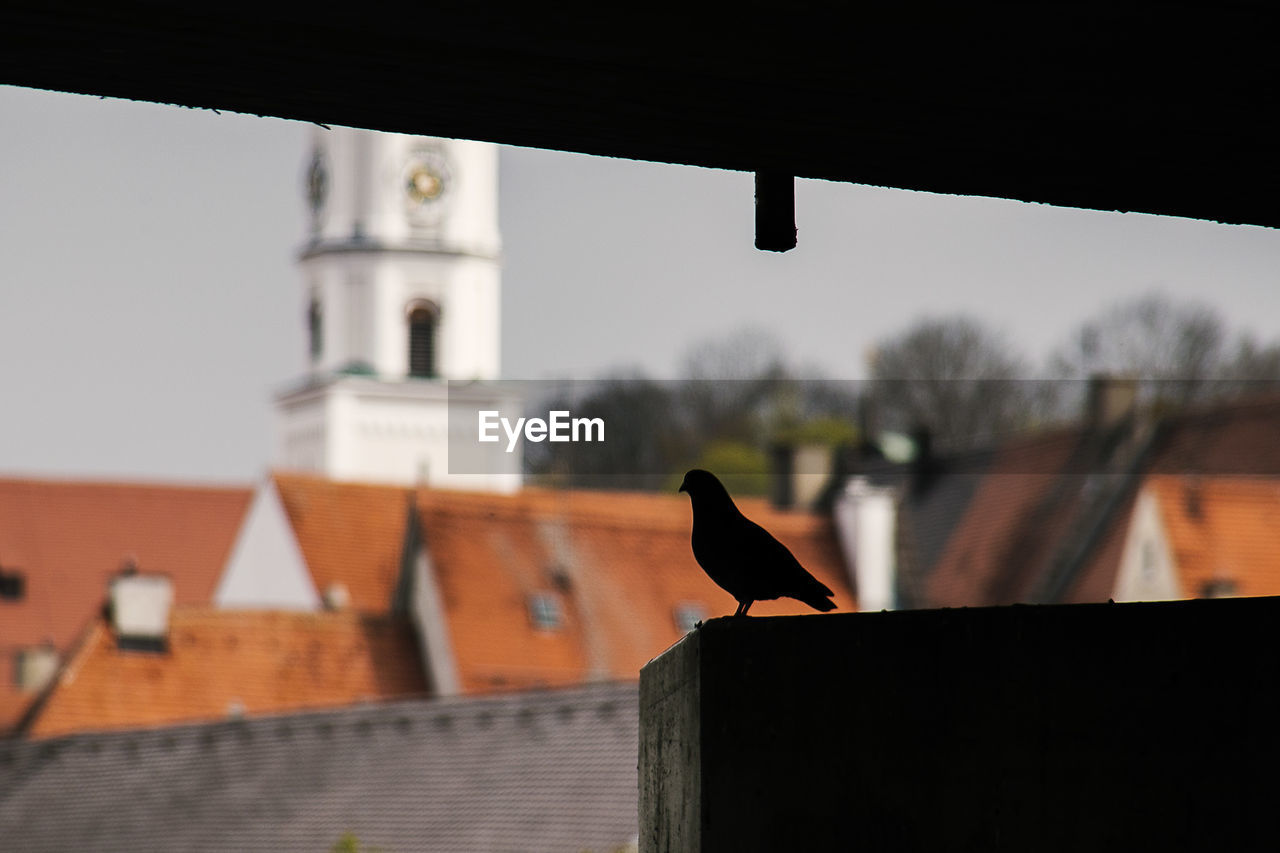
[680,327,788,383]
[526,327,863,491]
[523,372,687,490]
[676,327,790,446]
[1224,335,1280,382]
[868,316,1037,451]
[1048,292,1228,406]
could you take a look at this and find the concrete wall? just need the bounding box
[640,598,1280,851]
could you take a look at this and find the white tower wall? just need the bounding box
[300,252,500,379]
[276,126,518,490]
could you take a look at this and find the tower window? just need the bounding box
[407,302,440,378]
[307,297,323,362]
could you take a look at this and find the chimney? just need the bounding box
[770,444,796,509]
[323,581,351,611]
[15,643,59,692]
[908,425,939,496]
[770,442,836,511]
[1086,374,1138,431]
[833,476,898,611]
[109,567,173,651]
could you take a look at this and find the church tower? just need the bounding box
[275,128,520,491]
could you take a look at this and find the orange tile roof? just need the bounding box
[922,428,1086,607]
[413,486,852,693]
[1148,475,1280,599]
[271,473,411,612]
[29,609,428,738]
[1060,491,1135,603]
[921,393,1280,608]
[0,477,252,733]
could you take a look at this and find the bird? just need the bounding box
[678,468,837,616]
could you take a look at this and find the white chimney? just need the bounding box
[15,644,60,692]
[323,581,351,611]
[834,476,898,612]
[110,571,174,643]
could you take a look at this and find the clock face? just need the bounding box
[305,147,328,225]
[403,147,452,223]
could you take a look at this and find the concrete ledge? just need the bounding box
[640,598,1280,851]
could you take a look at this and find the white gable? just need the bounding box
[1113,486,1181,602]
[214,477,321,610]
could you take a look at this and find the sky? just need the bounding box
[2,84,1279,484]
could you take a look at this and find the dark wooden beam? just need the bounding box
[755,173,796,252]
[2,3,1277,228]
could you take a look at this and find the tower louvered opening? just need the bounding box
[408,304,439,378]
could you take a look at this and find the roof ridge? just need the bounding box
[166,606,400,621]
[21,679,640,746]
[0,474,253,492]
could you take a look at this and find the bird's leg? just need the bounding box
[733,601,745,617]
[740,600,754,617]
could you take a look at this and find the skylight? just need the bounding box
[528,593,563,630]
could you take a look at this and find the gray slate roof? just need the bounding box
[0,681,639,853]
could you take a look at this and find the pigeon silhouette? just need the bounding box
[679,468,837,616]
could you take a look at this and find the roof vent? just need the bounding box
[323,582,351,611]
[109,569,173,651]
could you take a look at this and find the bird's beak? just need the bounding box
[678,479,688,494]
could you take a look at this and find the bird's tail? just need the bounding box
[801,592,837,612]
[797,577,837,612]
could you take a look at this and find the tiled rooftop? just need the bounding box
[413,485,852,692]
[29,609,428,738]
[917,392,1280,608]
[266,473,853,695]
[1148,475,1280,599]
[0,477,252,733]
[0,681,640,853]
[272,473,411,613]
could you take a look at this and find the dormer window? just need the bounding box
[528,593,563,631]
[0,566,24,601]
[1201,578,1239,599]
[407,300,440,378]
